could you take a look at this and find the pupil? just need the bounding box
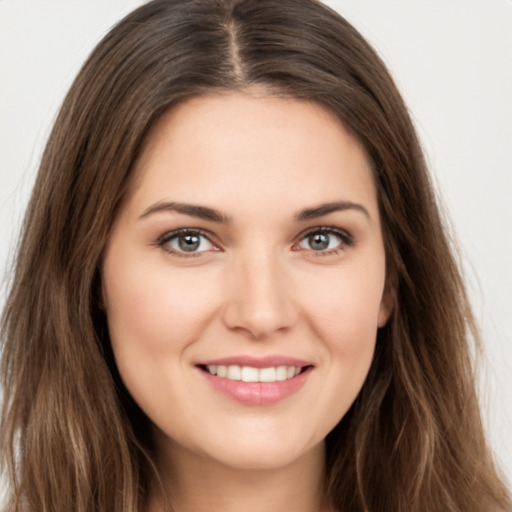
[309,233,329,250]
[179,234,200,252]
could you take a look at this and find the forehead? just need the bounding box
[126,90,378,220]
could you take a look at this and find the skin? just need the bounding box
[102,89,392,512]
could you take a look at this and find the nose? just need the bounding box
[222,249,297,339]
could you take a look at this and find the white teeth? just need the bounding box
[205,364,304,382]
[227,365,241,380]
[275,365,287,381]
[259,367,276,382]
[241,366,259,382]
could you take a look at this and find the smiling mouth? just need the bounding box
[197,361,313,405]
[199,364,308,383]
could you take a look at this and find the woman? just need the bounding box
[1,0,510,511]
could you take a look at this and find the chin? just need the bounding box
[197,434,325,472]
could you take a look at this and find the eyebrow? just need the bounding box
[294,201,370,221]
[139,199,370,223]
[139,201,231,223]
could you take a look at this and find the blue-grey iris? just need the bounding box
[178,234,201,252]
[309,233,330,250]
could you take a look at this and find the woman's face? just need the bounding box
[102,91,391,471]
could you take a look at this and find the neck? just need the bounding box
[148,439,333,512]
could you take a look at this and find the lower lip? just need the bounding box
[199,367,312,405]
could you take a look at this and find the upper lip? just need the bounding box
[196,355,313,369]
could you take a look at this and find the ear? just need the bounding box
[97,290,106,311]
[378,274,395,328]
[93,266,107,311]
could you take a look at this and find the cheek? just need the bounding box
[300,261,386,346]
[268,265,383,446]
[102,257,224,421]
[299,258,385,394]
[104,259,221,355]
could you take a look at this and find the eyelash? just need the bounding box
[157,226,354,258]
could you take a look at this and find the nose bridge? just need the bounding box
[222,244,295,338]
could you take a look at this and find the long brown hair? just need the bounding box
[1,1,510,511]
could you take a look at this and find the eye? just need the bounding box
[297,228,351,253]
[159,229,215,255]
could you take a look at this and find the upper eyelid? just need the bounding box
[295,225,352,242]
[159,228,217,244]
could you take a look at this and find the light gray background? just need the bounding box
[1,0,511,485]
